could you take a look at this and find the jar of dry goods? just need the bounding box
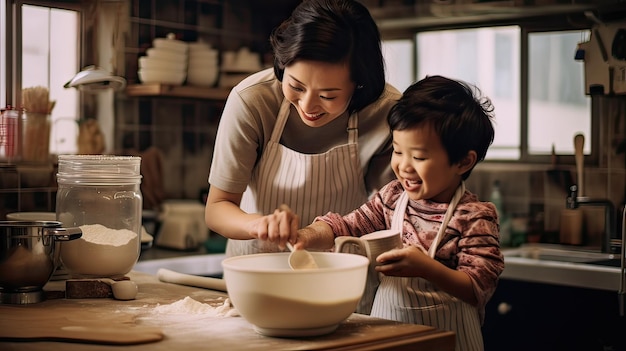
[22,112,51,162]
[56,155,142,278]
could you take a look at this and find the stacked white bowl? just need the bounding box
[219,47,262,88]
[138,33,188,85]
[186,41,219,87]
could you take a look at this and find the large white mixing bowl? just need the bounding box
[222,252,369,337]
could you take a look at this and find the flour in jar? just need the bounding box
[79,224,137,246]
[61,223,140,277]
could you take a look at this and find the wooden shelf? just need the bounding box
[125,83,231,100]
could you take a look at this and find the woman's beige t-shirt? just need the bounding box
[208,68,401,198]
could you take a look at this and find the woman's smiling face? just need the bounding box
[282,60,356,127]
[391,124,464,203]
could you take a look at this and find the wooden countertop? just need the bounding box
[0,271,455,351]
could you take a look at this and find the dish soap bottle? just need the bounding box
[490,180,511,247]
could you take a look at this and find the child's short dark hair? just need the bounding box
[388,75,495,180]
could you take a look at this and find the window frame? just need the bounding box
[381,14,600,166]
[520,23,599,166]
[3,0,85,109]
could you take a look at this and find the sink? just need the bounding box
[133,253,226,278]
[501,244,623,291]
[504,244,619,266]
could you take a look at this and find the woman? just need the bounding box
[205,0,401,259]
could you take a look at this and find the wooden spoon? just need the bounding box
[574,134,585,196]
[286,242,318,270]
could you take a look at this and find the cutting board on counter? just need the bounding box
[0,302,163,345]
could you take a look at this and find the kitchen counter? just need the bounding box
[140,243,625,291]
[139,243,214,261]
[501,243,624,291]
[0,271,455,350]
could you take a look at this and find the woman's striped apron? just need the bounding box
[227,98,368,254]
[371,183,484,351]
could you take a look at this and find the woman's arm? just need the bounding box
[205,187,255,240]
[205,188,300,250]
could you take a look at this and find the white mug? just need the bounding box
[334,229,403,315]
[334,229,403,265]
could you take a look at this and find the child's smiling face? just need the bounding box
[391,124,466,203]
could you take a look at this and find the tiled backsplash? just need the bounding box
[466,164,625,248]
[115,96,223,202]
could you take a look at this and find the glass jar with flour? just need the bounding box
[56,155,142,278]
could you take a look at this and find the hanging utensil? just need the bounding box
[574,134,585,196]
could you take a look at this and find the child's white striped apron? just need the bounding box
[371,183,483,351]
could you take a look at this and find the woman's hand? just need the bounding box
[247,204,299,250]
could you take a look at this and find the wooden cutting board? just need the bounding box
[0,302,163,345]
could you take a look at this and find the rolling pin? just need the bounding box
[157,268,227,292]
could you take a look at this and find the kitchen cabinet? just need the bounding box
[482,278,626,351]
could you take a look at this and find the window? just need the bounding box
[383,26,592,162]
[528,30,591,156]
[382,40,414,93]
[2,1,80,156]
[417,26,522,160]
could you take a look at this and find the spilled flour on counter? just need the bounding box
[135,296,245,342]
[153,296,239,317]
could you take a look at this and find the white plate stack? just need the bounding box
[219,47,262,88]
[186,41,219,87]
[138,33,188,85]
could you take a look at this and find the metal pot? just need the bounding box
[0,221,81,304]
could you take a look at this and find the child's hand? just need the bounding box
[374,245,432,277]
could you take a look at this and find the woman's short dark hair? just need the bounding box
[270,0,385,114]
[388,75,495,180]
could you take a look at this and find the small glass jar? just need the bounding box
[0,108,20,161]
[56,155,142,278]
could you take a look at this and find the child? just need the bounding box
[291,75,505,351]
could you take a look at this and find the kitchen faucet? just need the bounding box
[566,184,616,253]
[567,185,626,316]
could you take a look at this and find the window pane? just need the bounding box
[417,26,521,160]
[528,30,591,155]
[22,5,79,155]
[382,40,414,93]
